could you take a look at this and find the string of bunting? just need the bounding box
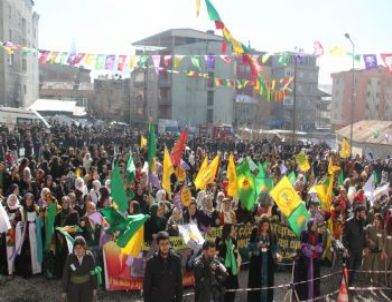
[0,41,294,102]
[198,0,392,73]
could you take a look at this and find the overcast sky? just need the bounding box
[35,0,392,84]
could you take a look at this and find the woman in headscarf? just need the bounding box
[56,196,80,227]
[199,194,220,231]
[128,200,141,215]
[166,207,184,236]
[83,153,93,173]
[144,202,167,242]
[62,236,97,302]
[247,217,278,302]
[15,193,42,277]
[216,224,240,302]
[89,180,101,205]
[294,219,323,301]
[1,194,23,275]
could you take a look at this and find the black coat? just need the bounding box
[193,255,227,302]
[343,217,366,254]
[247,229,276,302]
[143,251,183,302]
[62,251,97,302]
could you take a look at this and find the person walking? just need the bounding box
[62,236,97,302]
[143,231,183,302]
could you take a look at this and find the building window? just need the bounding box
[207,72,215,88]
[207,109,214,123]
[22,58,27,72]
[207,91,214,106]
[8,54,14,66]
[376,92,380,98]
[23,85,27,96]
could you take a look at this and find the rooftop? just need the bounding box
[132,28,223,48]
[29,99,87,116]
[335,120,392,145]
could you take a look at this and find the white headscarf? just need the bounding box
[23,167,32,183]
[7,194,20,210]
[156,189,166,202]
[75,177,87,196]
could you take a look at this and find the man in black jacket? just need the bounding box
[343,205,367,285]
[143,231,183,302]
[193,241,228,302]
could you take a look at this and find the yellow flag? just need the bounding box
[121,227,144,257]
[222,28,244,55]
[140,135,147,149]
[329,46,346,56]
[340,138,351,159]
[194,155,220,190]
[175,166,186,182]
[295,150,310,172]
[227,153,237,198]
[196,0,201,16]
[328,158,340,175]
[309,184,328,205]
[162,147,174,196]
[83,54,95,67]
[270,176,302,217]
[130,55,140,72]
[173,55,185,69]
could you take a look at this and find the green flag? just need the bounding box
[205,0,222,22]
[100,207,128,233]
[338,170,344,187]
[126,153,136,183]
[287,203,311,237]
[147,124,157,171]
[247,157,258,172]
[236,160,258,211]
[45,202,57,251]
[191,56,201,70]
[56,227,76,254]
[255,177,274,193]
[262,160,269,172]
[373,171,381,186]
[111,164,128,212]
[116,214,149,248]
[288,171,297,185]
[256,163,266,178]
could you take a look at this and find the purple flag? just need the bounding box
[363,54,378,70]
[105,55,116,70]
[205,54,216,71]
[180,159,190,171]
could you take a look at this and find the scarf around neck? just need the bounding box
[224,238,238,275]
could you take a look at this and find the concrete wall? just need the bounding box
[0,0,39,107]
[172,41,235,127]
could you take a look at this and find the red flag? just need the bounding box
[117,55,127,71]
[215,21,224,30]
[171,130,188,166]
[381,53,392,73]
[38,50,50,64]
[73,53,86,66]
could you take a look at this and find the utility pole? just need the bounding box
[292,53,298,142]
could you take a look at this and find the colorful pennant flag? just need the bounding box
[381,53,392,73]
[363,54,378,70]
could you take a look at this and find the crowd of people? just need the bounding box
[0,122,391,302]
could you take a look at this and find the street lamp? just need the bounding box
[344,33,355,156]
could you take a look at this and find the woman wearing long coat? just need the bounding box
[62,236,97,302]
[247,217,278,302]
